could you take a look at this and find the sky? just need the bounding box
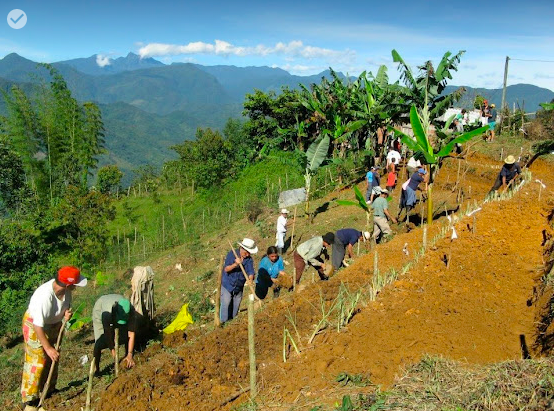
[1,0,553,90]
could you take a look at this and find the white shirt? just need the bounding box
[407,157,421,169]
[28,279,72,327]
[386,150,401,165]
[276,215,287,233]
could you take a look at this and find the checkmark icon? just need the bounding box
[10,13,24,24]
[7,9,27,29]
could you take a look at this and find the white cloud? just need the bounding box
[96,54,111,67]
[138,40,355,62]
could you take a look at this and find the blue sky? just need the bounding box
[1,0,553,90]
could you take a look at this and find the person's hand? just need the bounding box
[111,349,115,358]
[64,308,73,322]
[234,257,243,266]
[45,345,60,362]
[124,353,135,369]
[321,263,326,271]
[392,217,398,224]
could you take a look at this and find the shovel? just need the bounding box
[38,320,67,409]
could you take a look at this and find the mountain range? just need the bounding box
[0,52,552,184]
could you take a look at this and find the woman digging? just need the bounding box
[21,266,87,411]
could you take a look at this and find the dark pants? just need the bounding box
[220,287,243,323]
[293,251,326,284]
[332,238,346,270]
[488,174,517,196]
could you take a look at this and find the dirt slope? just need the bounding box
[51,154,554,411]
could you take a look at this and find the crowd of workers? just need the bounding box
[20,109,520,411]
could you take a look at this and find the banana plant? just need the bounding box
[336,185,371,230]
[303,134,330,217]
[392,105,487,224]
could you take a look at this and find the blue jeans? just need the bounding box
[220,287,243,323]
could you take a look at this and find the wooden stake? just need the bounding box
[162,215,165,250]
[134,227,137,246]
[127,238,131,267]
[85,359,96,411]
[423,224,427,250]
[38,322,66,408]
[142,235,146,259]
[373,248,378,276]
[114,328,120,377]
[248,294,257,399]
[289,206,298,251]
[226,241,259,300]
[215,256,224,327]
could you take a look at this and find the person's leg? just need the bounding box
[331,239,345,270]
[488,174,503,197]
[231,291,243,319]
[220,287,232,323]
[21,313,47,407]
[272,286,281,299]
[375,217,392,241]
[372,220,382,243]
[293,251,305,284]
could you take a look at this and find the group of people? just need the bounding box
[21,266,153,411]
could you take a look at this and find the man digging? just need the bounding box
[92,295,136,374]
[293,232,335,285]
[332,229,371,270]
[372,189,397,243]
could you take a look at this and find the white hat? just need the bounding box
[238,238,258,254]
[381,188,389,194]
[362,231,371,241]
[280,208,290,214]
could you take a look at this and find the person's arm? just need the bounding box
[224,252,242,273]
[244,258,255,282]
[124,330,136,368]
[384,208,398,224]
[34,325,59,362]
[347,243,354,259]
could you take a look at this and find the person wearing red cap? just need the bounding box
[21,266,87,411]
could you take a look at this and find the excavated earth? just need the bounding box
[51,153,554,411]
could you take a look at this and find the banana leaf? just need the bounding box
[390,125,436,164]
[437,126,488,157]
[306,134,330,172]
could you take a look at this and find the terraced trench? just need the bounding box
[52,154,554,411]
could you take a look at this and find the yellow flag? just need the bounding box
[163,303,194,334]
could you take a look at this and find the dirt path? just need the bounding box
[52,155,554,411]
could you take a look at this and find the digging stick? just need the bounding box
[248,294,257,399]
[38,320,66,408]
[114,328,120,377]
[423,224,427,250]
[85,359,96,411]
[289,206,298,252]
[214,256,224,327]
[226,241,259,301]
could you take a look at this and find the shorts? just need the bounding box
[488,121,496,131]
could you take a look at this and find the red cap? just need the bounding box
[483,100,488,104]
[57,266,87,287]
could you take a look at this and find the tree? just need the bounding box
[172,128,231,189]
[302,135,330,217]
[393,106,487,223]
[392,50,467,122]
[97,165,123,195]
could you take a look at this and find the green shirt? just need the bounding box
[372,196,388,218]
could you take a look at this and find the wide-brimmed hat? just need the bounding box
[362,231,371,241]
[238,238,258,254]
[381,188,389,194]
[280,208,289,214]
[57,266,87,287]
[504,155,516,164]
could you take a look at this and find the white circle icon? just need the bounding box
[8,9,27,29]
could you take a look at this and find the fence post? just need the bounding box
[127,238,131,267]
[248,294,257,399]
[215,256,224,327]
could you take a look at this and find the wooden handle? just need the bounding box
[38,321,66,407]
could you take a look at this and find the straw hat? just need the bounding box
[362,231,371,241]
[238,238,258,254]
[504,155,516,164]
[280,208,290,214]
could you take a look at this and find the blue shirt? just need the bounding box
[221,249,255,294]
[256,256,284,285]
[366,171,373,184]
[336,229,361,246]
[408,173,424,190]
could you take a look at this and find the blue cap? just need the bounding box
[418,168,427,174]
